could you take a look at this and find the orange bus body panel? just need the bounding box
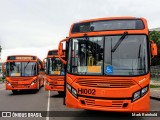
[65,73,150,111]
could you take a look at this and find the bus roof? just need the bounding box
[47,49,65,58]
[76,16,139,23]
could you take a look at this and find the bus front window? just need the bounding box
[104,35,148,75]
[48,58,65,75]
[21,62,37,76]
[9,62,21,76]
[68,35,148,76]
[8,62,37,77]
[70,37,104,75]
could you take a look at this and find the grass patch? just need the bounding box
[150,84,160,88]
[151,78,160,81]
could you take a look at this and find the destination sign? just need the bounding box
[8,56,36,60]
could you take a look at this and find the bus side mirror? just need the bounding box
[150,40,158,56]
[42,58,47,73]
[59,43,63,56]
[38,64,41,70]
[2,62,6,73]
[2,62,6,76]
[58,38,68,64]
[43,58,47,70]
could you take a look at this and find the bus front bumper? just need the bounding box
[65,90,150,112]
[45,84,64,91]
[6,82,39,90]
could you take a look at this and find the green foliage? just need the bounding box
[149,30,160,65]
[149,31,160,43]
[150,84,160,88]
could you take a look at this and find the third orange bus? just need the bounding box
[2,55,44,94]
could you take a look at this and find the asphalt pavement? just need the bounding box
[0,83,160,120]
[150,80,160,100]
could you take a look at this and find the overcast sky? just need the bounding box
[0,0,160,60]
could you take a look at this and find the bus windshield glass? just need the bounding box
[8,62,37,77]
[68,35,148,76]
[47,58,65,75]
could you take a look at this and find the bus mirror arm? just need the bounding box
[42,58,47,70]
[150,40,158,57]
[58,38,68,64]
[38,64,41,70]
[2,62,6,74]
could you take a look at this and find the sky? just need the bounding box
[0,0,160,61]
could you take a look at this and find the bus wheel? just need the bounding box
[58,91,64,96]
[12,90,18,94]
[38,82,41,90]
[37,82,40,90]
[41,80,44,87]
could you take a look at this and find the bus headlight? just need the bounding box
[31,80,37,85]
[6,81,11,86]
[46,80,50,85]
[141,86,148,96]
[72,87,77,98]
[67,83,71,92]
[133,91,141,101]
[132,85,148,102]
[67,83,77,98]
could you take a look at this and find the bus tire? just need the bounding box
[37,82,40,90]
[58,91,64,96]
[12,90,18,94]
[41,80,44,87]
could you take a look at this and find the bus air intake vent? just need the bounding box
[76,79,135,88]
[84,99,124,108]
[10,77,31,81]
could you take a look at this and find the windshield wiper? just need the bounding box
[24,62,30,70]
[111,32,128,52]
[138,44,141,58]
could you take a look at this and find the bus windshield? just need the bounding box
[68,35,148,76]
[47,58,65,75]
[8,62,37,77]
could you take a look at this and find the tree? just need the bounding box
[149,30,160,65]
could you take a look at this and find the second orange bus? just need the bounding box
[45,50,65,95]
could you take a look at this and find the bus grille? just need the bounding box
[85,99,124,108]
[10,78,32,84]
[9,78,31,82]
[76,79,135,88]
[49,78,64,81]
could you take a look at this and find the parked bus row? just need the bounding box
[1,16,158,112]
[2,50,65,94]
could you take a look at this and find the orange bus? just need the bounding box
[58,17,157,112]
[2,55,44,94]
[45,50,65,95]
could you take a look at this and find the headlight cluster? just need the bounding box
[31,80,37,85]
[46,80,50,85]
[132,86,148,102]
[67,83,77,98]
[6,81,11,86]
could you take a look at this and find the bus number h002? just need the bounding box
[78,88,96,95]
